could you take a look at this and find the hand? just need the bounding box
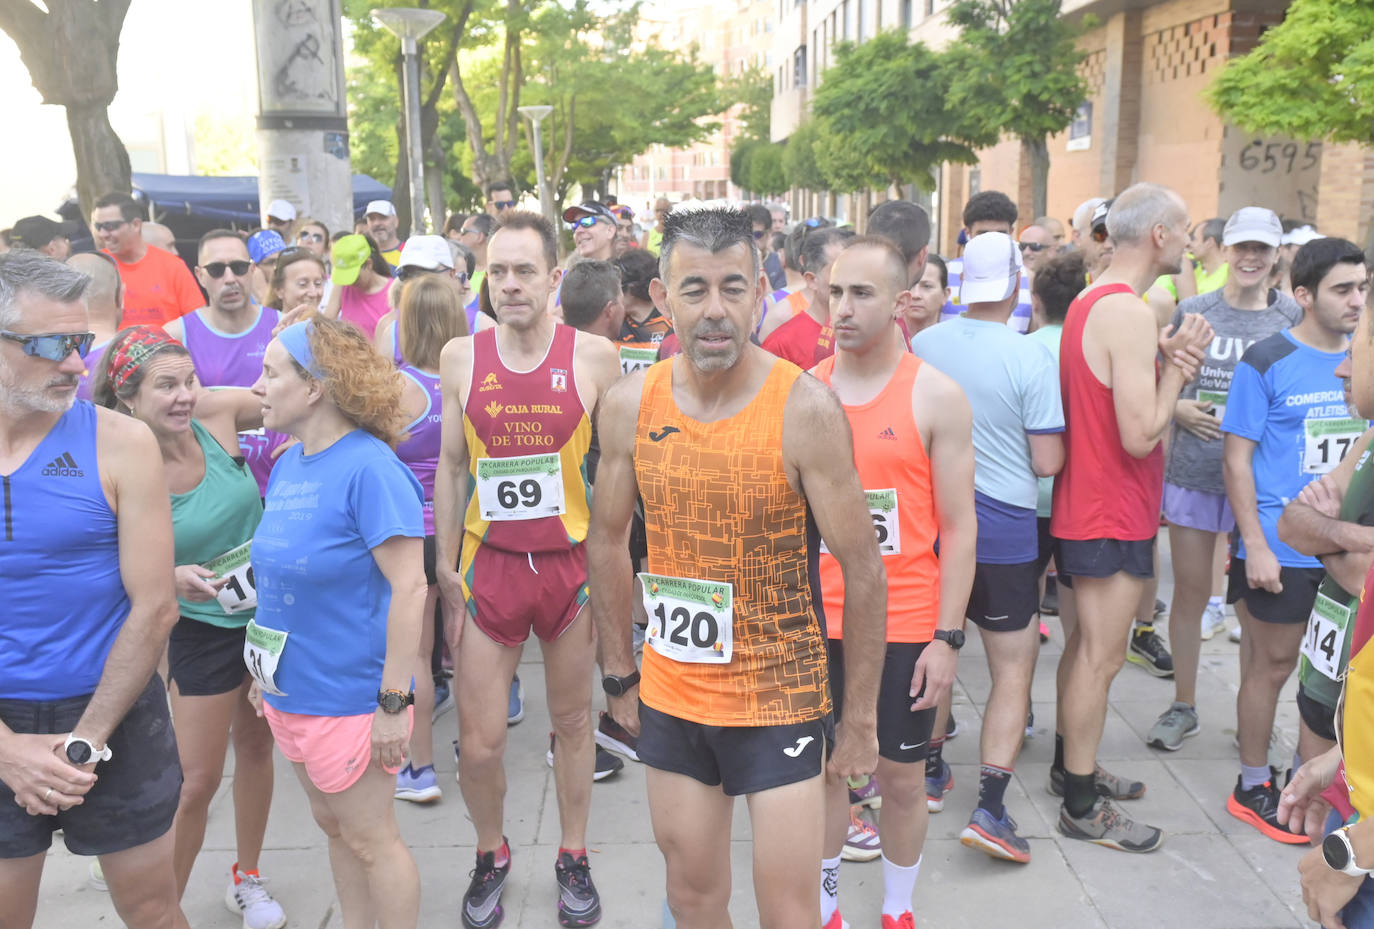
[175,564,225,602]
[826,718,878,783]
[606,691,641,739]
[1160,312,1214,359]
[269,437,299,460]
[247,681,264,718]
[1300,844,1363,929]
[272,302,317,335]
[0,733,98,816]
[910,639,958,711]
[1174,398,1221,441]
[1298,475,1344,519]
[371,707,410,770]
[436,570,465,652]
[1244,544,1284,594]
[1279,747,1342,842]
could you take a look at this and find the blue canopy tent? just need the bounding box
[124,173,393,225]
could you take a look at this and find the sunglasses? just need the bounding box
[1,330,96,362]
[297,231,325,243]
[202,260,253,279]
[573,216,609,229]
[93,220,128,233]
[1091,227,1110,244]
[1019,242,1050,252]
[753,229,767,240]
[490,200,518,210]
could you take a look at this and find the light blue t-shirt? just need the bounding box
[911,315,1064,563]
[1025,323,1064,519]
[1221,329,1360,567]
[253,430,425,716]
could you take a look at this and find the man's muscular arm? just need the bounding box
[434,337,474,646]
[1280,427,1374,565]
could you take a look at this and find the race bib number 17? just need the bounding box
[203,540,257,614]
[640,573,733,664]
[1304,417,1365,474]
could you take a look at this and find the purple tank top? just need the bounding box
[76,340,110,402]
[465,294,480,334]
[386,321,404,367]
[395,365,442,535]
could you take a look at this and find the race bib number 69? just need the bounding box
[640,573,733,664]
[476,453,566,521]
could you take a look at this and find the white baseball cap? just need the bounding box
[396,235,453,272]
[1223,207,1283,248]
[365,200,397,218]
[1282,225,1324,247]
[959,231,1023,305]
[266,199,296,222]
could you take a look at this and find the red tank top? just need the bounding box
[461,324,592,552]
[814,353,939,642]
[1050,283,1163,541]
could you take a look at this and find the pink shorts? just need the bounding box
[263,704,411,793]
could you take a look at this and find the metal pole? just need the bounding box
[531,120,551,229]
[401,36,427,234]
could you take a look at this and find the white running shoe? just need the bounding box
[224,864,287,929]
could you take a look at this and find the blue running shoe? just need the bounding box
[926,760,954,812]
[394,763,442,803]
[960,807,1031,863]
[508,675,525,726]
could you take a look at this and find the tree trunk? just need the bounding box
[67,103,132,215]
[1024,135,1050,220]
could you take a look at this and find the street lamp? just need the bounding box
[518,105,555,229]
[371,7,447,235]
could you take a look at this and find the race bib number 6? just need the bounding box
[1304,417,1365,474]
[820,488,901,556]
[476,453,566,521]
[203,540,257,614]
[640,573,733,664]
[1300,591,1353,681]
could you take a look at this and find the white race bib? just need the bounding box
[1197,388,1227,428]
[476,453,566,521]
[204,540,257,614]
[244,619,289,696]
[640,573,733,664]
[820,488,901,556]
[1304,417,1365,474]
[1301,591,1353,681]
[619,345,658,375]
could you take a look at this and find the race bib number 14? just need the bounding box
[640,573,733,664]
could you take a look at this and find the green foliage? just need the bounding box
[724,65,774,144]
[781,118,826,191]
[1208,0,1374,143]
[809,30,979,192]
[747,143,788,196]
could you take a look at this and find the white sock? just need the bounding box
[820,855,841,925]
[881,853,921,918]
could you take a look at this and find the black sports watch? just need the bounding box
[1323,826,1374,877]
[377,690,415,714]
[601,670,641,697]
[932,629,966,651]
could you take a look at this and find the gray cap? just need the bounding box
[1223,207,1282,248]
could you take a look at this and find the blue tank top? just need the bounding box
[1,402,130,700]
[395,365,443,535]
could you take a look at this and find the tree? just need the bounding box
[0,0,133,216]
[725,64,773,144]
[809,30,980,193]
[1207,0,1374,145]
[781,118,827,193]
[944,0,1090,218]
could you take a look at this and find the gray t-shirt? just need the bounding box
[1164,288,1304,494]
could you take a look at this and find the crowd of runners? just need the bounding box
[1,179,1372,929]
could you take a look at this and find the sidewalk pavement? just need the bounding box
[35,540,1314,928]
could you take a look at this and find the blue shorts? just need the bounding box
[1162,483,1235,534]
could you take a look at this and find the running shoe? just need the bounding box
[433,681,456,722]
[1154,598,1168,618]
[1229,624,1242,643]
[555,850,602,927]
[462,842,511,929]
[1146,702,1199,751]
[1048,763,1146,800]
[1025,708,1035,739]
[595,711,640,762]
[1039,620,1050,643]
[1127,624,1174,678]
[1057,797,1164,853]
[395,763,443,803]
[508,674,525,726]
[546,734,625,781]
[945,711,959,740]
[848,773,882,809]
[1200,603,1227,641]
[89,859,107,892]
[881,914,916,929]
[1226,776,1310,844]
[453,739,462,784]
[926,759,954,812]
[842,806,882,861]
[960,807,1031,863]
[225,864,287,929]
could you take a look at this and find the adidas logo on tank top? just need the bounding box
[41,452,84,477]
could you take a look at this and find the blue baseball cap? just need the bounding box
[248,229,287,264]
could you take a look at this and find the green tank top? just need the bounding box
[1299,440,1374,706]
[171,419,264,628]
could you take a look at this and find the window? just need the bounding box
[857,0,865,41]
[925,0,935,17]
[842,0,850,39]
[902,0,913,28]
[793,45,808,87]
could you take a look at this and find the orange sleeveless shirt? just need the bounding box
[814,353,940,642]
[634,357,830,727]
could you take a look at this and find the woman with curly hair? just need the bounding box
[248,315,426,929]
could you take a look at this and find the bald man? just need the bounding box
[66,252,124,401]
[141,222,178,256]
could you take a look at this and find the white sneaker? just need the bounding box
[225,865,287,929]
[89,859,107,892]
[1200,604,1227,641]
[1229,624,1242,643]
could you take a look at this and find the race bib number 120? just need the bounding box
[476,454,566,521]
[640,573,733,664]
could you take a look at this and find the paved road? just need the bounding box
[35,539,1314,928]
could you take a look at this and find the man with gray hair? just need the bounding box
[1050,183,1213,853]
[590,207,886,927]
[561,260,625,341]
[65,251,123,401]
[0,250,186,929]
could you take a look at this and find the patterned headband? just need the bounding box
[109,326,182,394]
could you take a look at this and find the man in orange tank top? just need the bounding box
[588,208,888,929]
[433,212,621,929]
[814,238,977,929]
[1050,183,1212,853]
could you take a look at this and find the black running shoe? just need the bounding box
[1127,624,1174,678]
[555,851,602,927]
[462,842,510,929]
[1226,777,1309,845]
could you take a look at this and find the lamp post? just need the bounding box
[518,105,555,229]
[371,7,446,234]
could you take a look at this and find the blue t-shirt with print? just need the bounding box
[1221,329,1359,567]
[253,430,424,716]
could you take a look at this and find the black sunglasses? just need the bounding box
[202,260,253,279]
[491,200,517,210]
[93,220,128,233]
[1,330,96,362]
[1019,241,1051,252]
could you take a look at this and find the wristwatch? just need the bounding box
[1323,826,1374,877]
[601,670,641,697]
[63,734,112,766]
[376,689,415,714]
[932,629,966,651]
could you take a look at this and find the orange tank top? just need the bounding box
[814,353,940,642]
[634,357,830,727]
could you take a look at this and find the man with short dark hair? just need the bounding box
[748,204,787,291]
[939,191,1032,331]
[762,226,854,367]
[91,193,200,327]
[866,200,931,288]
[1191,217,1229,295]
[10,216,72,261]
[486,181,519,221]
[561,260,625,340]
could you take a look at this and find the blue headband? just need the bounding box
[277,321,323,379]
